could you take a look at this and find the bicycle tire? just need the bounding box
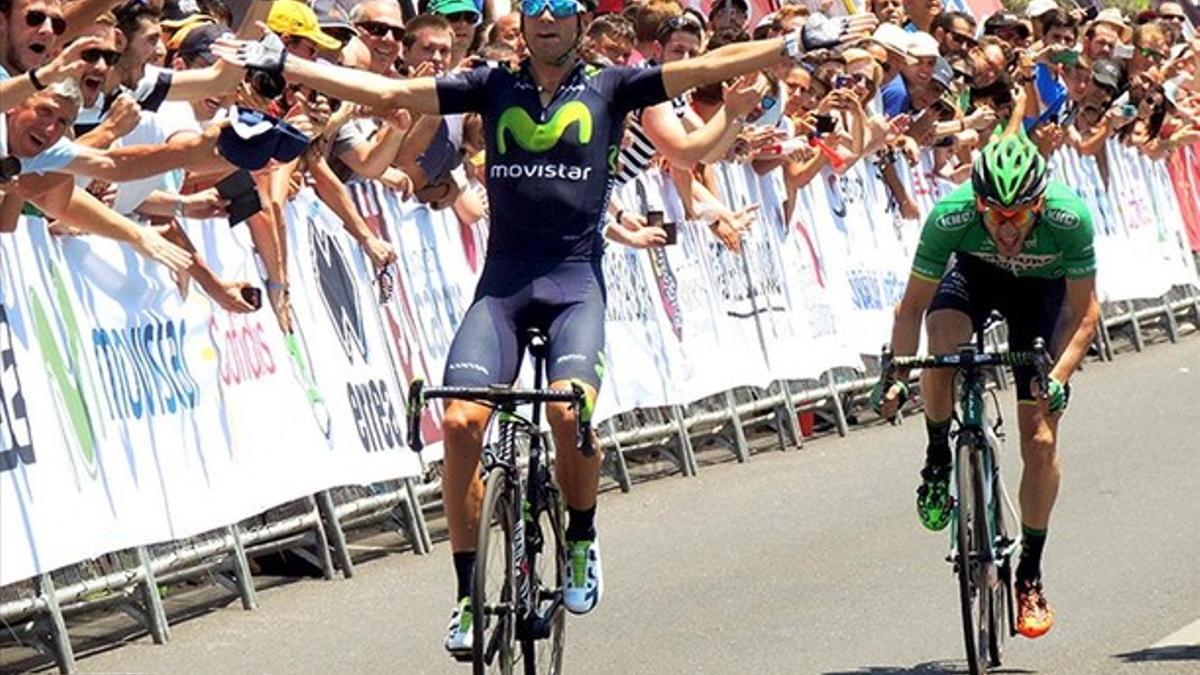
[969,450,995,672]
[956,443,987,675]
[474,468,517,675]
[521,485,566,675]
[986,453,1010,667]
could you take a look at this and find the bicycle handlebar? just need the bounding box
[878,338,1054,415]
[405,378,596,457]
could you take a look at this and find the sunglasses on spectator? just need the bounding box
[657,14,705,41]
[356,20,405,40]
[444,11,481,24]
[81,48,122,66]
[948,32,975,47]
[287,83,340,110]
[522,0,581,19]
[26,9,67,36]
[1137,46,1167,62]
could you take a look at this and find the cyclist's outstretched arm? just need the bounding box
[1050,277,1100,385]
[212,37,442,115]
[284,57,442,115]
[661,14,877,98]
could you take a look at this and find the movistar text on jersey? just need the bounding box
[489,162,594,181]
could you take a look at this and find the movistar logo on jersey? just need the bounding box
[496,102,593,155]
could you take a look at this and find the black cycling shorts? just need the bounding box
[443,259,607,391]
[928,255,1066,402]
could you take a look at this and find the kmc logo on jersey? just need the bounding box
[0,304,35,472]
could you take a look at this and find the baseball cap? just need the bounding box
[317,4,357,46]
[177,24,232,65]
[267,0,343,52]
[428,0,482,19]
[873,23,917,64]
[931,57,955,90]
[162,0,204,26]
[1025,0,1058,19]
[217,107,311,171]
[984,11,1032,39]
[1091,58,1123,92]
[907,32,941,59]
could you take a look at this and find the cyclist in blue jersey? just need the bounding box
[213,3,877,655]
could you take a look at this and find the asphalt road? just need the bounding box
[40,337,1200,674]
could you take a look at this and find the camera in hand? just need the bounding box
[647,210,677,246]
[813,113,837,136]
[240,286,263,310]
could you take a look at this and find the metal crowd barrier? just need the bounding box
[3,278,1197,673]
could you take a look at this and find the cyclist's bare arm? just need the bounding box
[284,57,442,115]
[1050,277,1100,385]
[890,273,941,361]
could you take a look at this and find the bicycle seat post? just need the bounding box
[526,328,549,428]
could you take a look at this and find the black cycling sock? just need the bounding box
[925,418,953,469]
[566,506,596,541]
[453,551,476,602]
[1016,525,1047,583]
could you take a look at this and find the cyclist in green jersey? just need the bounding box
[871,130,1101,639]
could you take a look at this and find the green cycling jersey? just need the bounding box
[912,181,1096,282]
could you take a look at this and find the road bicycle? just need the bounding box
[407,329,594,675]
[882,335,1052,675]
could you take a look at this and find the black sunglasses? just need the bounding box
[356,20,405,40]
[444,11,480,24]
[81,48,122,66]
[26,9,67,36]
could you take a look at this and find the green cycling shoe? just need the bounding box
[917,464,953,531]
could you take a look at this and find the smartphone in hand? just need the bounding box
[240,286,263,310]
[216,170,263,226]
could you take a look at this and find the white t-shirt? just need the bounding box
[109,102,203,215]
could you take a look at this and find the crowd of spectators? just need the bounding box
[3,0,1198,331]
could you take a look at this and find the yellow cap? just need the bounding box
[268,0,343,51]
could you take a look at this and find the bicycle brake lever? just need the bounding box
[570,381,596,457]
[406,377,425,453]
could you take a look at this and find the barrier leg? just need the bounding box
[226,526,258,610]
[1161,294,1180,343]
[1126,301,1145,352]
[777,381,803,449]
[1097,309,1115,361]
[315,491,354,578]
[603,420,633,493]
[36,573,75,674]
[135,546,171,642]
[670,405,698,477]
[404,478,434,554]
[826,375,850,438]
[304,497,336,580]
[723,390,750,463]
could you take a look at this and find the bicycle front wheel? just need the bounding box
[955,443,989,675]
[520,485,566,675]
[474,468,517,675]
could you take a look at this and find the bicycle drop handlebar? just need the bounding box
[405,378,596,457]
[879,338,1055,413]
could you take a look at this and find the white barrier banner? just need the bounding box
[3,143,1195,585]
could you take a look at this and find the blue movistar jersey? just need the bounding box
[436,60,670,261]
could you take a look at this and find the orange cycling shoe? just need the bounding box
[1015,578,1055,639]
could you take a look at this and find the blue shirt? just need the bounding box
[881,76,912,117]
[436,60,669,261]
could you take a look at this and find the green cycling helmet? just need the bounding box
[971,131,1048,207]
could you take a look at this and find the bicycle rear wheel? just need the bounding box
[474,468,517,675]
[520,485,566,675]
[956,444,989,675]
